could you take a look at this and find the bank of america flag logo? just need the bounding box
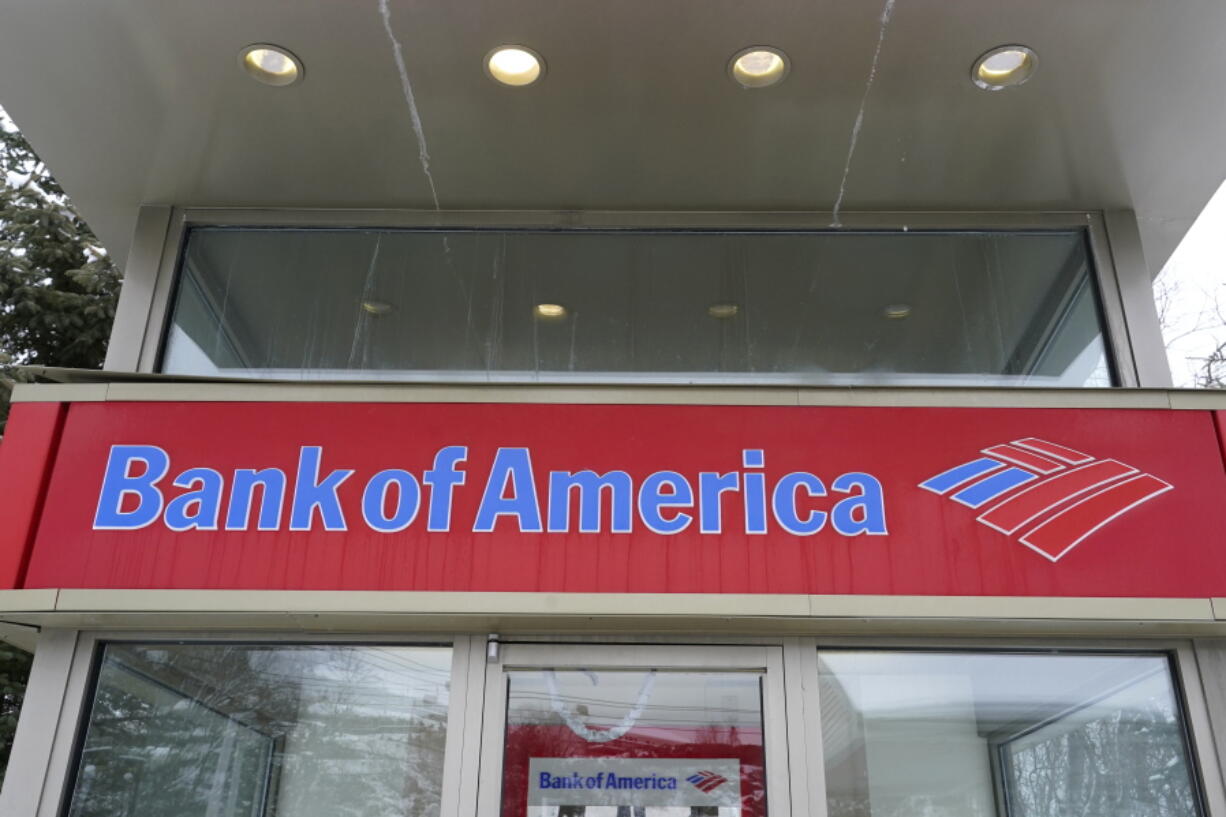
[687,771,729,793]
[920,438,1172,562]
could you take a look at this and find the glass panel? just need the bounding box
[503,669,765,817]
[818,651,1200,817]
[163,228,1112,387]
[66,643,452,817]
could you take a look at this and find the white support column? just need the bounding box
[1103,209,1175,387]
[103,205,173,372]
[1192,640,1226,817]
[0,630,79,817]
[783,637,828,817]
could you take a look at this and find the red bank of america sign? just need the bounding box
[14,401,1226,598]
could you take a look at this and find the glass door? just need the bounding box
[477,644,791,817]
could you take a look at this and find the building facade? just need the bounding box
[2,3,1226,817]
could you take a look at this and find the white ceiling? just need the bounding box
[1,0,1223,273]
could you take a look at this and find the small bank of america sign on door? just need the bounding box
[920,438,1172,562]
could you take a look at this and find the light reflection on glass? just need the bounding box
[66,644,451,817]
[164,228,1113,388]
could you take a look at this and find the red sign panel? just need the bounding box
[15,401,1226,597]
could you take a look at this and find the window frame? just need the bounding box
[11,631,1226,817]
[475,642,792,817]
[17,631,479,817]
[107,208,1153,388]
[811,645,1217,817]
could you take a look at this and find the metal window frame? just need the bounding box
[11,628,1226,814]
[103,207,1166,388]
[474,641,794,817]
[803,636,1226,817]
[7,630,1221,817]
[0,630,477,817]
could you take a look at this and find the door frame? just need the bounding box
[474,641,799,817]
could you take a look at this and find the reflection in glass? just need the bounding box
[503,670,765,817]
[163,228,1112,387]
[818,651,1199,817]
[66,644,451,817]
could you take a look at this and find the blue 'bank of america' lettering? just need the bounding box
[93,444,888,536]
[538,772,679,790]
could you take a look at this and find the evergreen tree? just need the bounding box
[0,109,121,421]
[0,108,121,786]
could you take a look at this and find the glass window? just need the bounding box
[818,651,1200,817]
[162,227,1112,387]
[65,643,451,817]
[503,669,765,817]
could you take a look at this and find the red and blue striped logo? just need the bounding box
[920,438,1172,562]
[686,770,730,792]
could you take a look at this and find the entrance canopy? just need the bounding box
[0,0,1222,271]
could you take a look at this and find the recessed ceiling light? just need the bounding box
[239,44,303,87]
[534,303,567,319]
[707,303,740,319]
[486,46,545,87]
[361,300,393,315]
[729,47,790,89]
[882,304,912,319]
[972,45,1036,90]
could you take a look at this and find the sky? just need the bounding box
[1153,179,1226,388]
